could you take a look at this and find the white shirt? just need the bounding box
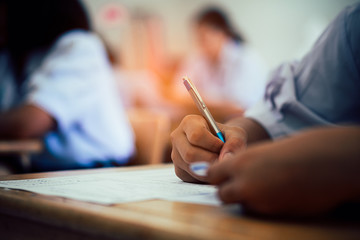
[245,3,360,138]
[176,41,268,109]
[0,30,135,171]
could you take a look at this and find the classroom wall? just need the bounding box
[83,0,359,69]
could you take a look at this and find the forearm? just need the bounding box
[208,126,360,216]
[0,105,55,140]
[295,127,360,202]
[206,101,244,123]
[225,117,270,144]
[0,110,28,139]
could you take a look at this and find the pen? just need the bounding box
[182,76,225,143]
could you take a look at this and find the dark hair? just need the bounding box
[196,7,245,43]
[6,0,91,54]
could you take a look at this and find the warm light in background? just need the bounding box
[80,0,360,131]
[84,0,358,69]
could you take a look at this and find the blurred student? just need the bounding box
[0,0,134,172]
[171,3,360,216]
[175,7,267,114]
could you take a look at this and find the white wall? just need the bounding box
[83,0,359,69]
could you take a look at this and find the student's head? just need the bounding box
[3,0,90,55]
[195,7,244,62]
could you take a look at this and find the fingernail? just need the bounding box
[190,162,210,176]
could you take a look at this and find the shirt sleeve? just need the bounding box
[25,31,111,131]
[245,63,334,139]
[245,3,360,139]
[345,4,360,74]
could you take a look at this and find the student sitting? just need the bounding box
[0,0,134,172]
[173,7,267,121]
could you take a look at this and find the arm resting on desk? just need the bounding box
[0,104,55,140]
[208,126,360,216]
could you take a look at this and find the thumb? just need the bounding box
[219,126,247,162]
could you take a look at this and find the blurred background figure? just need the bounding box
[174,7,268,118]
[0,0,134,173]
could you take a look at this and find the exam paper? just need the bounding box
[0,167,221,206]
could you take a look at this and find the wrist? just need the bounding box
[225,117,270,144]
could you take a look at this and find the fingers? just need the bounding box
[217,178,245,204]
[178,136,220,164]
[207,151,248,204]
[219,126,247,161]
[171,147,210,182]
[174,165,203,183]
[171,128,219,164]
[171,145,188,171]
[171,116,220,183]
[207,156,239,185]
[182,115,224,153]
[171,115,224,183]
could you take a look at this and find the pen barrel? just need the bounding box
[183,76,223,140]
[190,94,221,134]
[202,107,222,134]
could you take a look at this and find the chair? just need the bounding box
[127,109,171,165]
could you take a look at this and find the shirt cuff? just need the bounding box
[244,99,288,139]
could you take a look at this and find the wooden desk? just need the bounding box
[0,140,42,153]
[0,140,43,171]
[0,165,359,240]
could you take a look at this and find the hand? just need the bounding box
[170,115,247,183]
[0,104,55,139]
[207,128,360,216]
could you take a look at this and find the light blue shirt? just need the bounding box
[246,3,360,138]
[0,30,135,171]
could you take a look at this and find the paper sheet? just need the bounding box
[0,167,221,206]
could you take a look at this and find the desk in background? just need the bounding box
[0,165,359,240]
[0,140,43,173]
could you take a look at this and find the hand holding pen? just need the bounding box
[170,76,248,183]
[182,76,225,143]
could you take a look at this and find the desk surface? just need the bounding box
[0,165,359,240]
[0,140,42,153]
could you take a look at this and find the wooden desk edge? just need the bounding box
[0,164,360,240]
[0,140,43,153]
[0,164,244,240]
